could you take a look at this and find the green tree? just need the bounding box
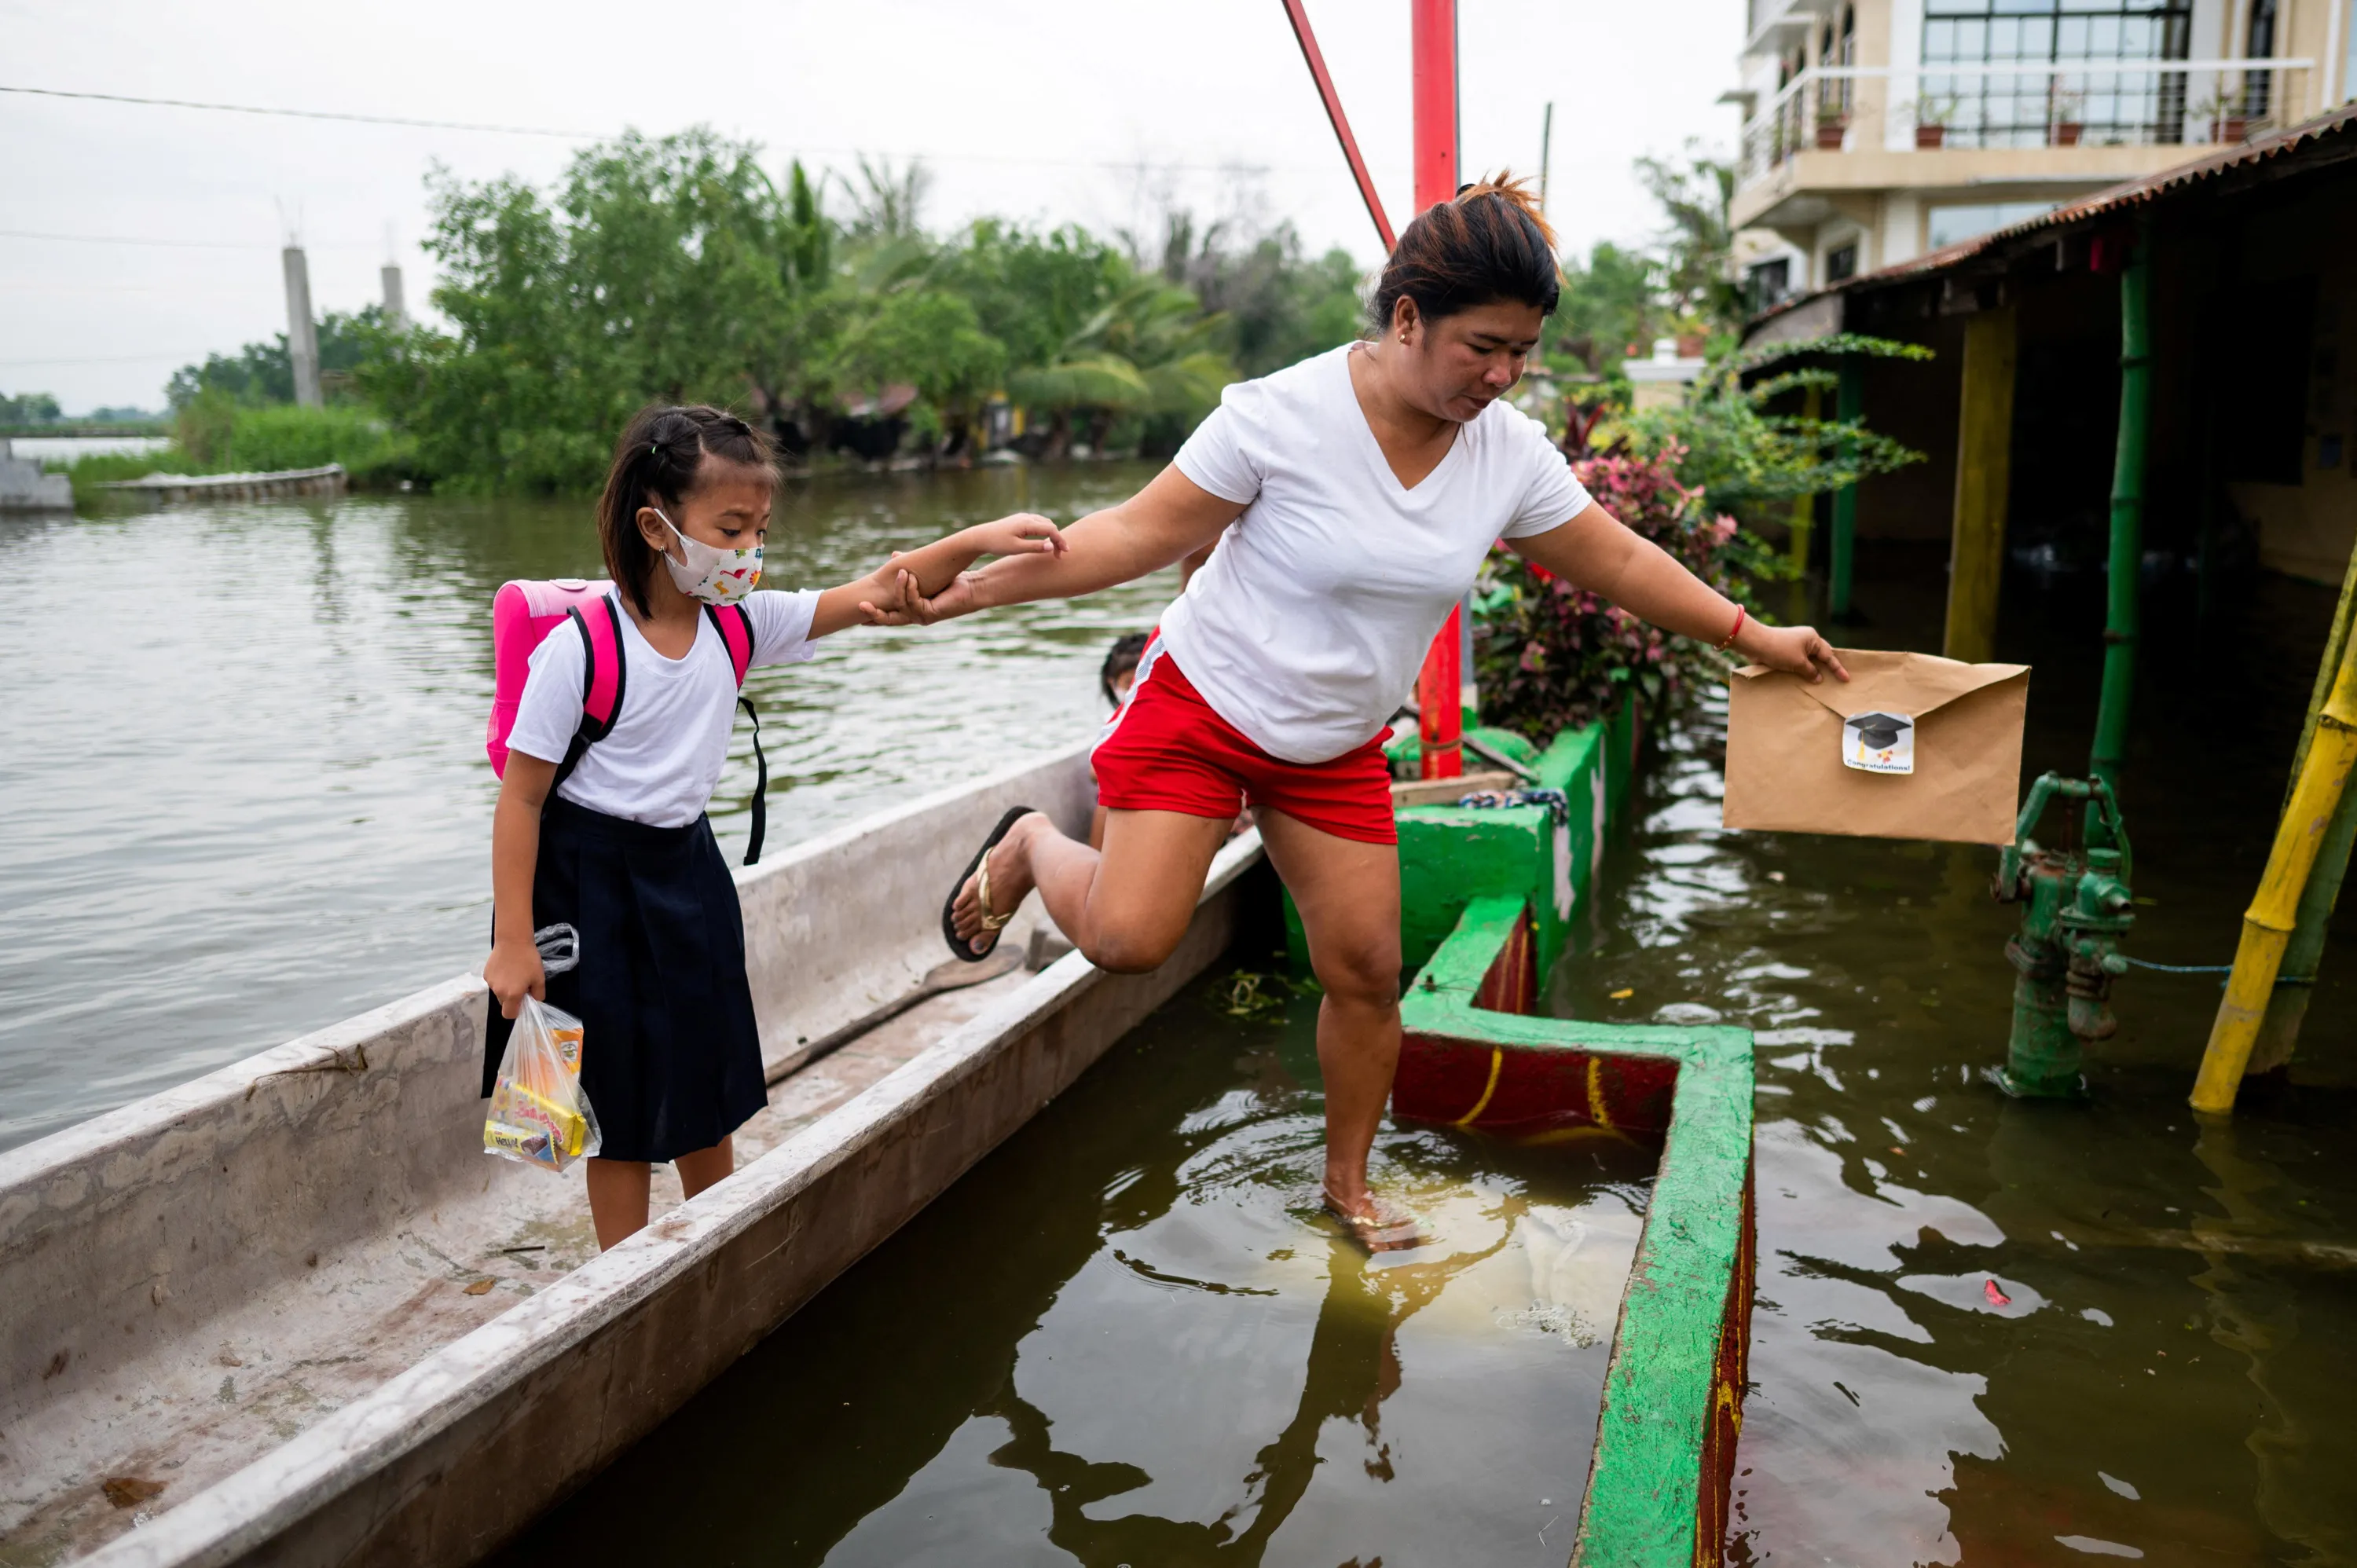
[0,391,64,425]
[167,310,387,408]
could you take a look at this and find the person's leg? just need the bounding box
[1253,809,1402,1219]
[953,808,1231,973]
[676,1137,735,1200]
[585,1158,653,1251]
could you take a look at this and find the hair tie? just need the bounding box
[647,440,662,460]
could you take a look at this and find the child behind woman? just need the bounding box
[484,405,1061,1249]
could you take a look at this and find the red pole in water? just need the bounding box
[1410,0,1463,779]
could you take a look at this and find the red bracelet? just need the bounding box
[1714,604,1747,652]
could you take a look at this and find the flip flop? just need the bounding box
[942,805,1035,962]
[1322,1188,1430,1254]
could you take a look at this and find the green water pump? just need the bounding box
[1990,774,2135,1097]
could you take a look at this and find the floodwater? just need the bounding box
[524,548,2356,1566]
[7,471,2355,1563]
[509,981,1656,1567]
[0,463,1178,1152]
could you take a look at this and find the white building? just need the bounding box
[1727,0,2356,306]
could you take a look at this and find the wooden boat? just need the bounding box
[0,711,1754,1568]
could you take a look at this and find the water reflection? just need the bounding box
[509,991,1655,1567]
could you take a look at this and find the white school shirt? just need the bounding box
[1162,343,1589,764]
[507,588,822,827]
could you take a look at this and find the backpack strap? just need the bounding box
[704,603,766,865]
[705,603,755,688]
[551,597,628,793]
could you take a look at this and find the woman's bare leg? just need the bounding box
[585,1159,652,1251]
[953,808,1231,973]
[1254,810,1402,1219]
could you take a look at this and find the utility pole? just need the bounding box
[381,264,407,332]
[1410,0,1465,779]
[1539,101,1555,214]
[381,222,407,332]
[282,244,323,408]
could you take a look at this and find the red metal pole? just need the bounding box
[1411,0,1463,779]
[1277,0,1395,251]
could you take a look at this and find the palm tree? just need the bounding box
[1010,277,1233,455]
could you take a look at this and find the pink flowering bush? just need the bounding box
[1472,442,1749,742]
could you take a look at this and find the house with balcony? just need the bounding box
[1727,0,2352,306]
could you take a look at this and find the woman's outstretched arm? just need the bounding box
[1511,500,1849,683]
[870,465,1247,624]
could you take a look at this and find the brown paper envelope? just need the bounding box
[1722,649,2031,844]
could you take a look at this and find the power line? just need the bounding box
[0,83,592,138]
[0,350,214,368]
[0,229,379,251]
[0,82,1303,174]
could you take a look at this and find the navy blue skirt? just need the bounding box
[482,796,767,1163]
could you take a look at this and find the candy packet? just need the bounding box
[483,995,600,1171]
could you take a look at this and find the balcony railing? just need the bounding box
[1738,58,2315,185]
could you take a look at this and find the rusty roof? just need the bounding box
[1747,99,2357,328]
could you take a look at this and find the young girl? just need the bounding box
[483,404,1063,1249]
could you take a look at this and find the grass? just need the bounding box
[45,401,420,504]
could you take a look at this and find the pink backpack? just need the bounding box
[486,578,768,863]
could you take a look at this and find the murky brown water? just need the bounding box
[14,466,2352,1563]
[526,544,2357,1566]
[515,982,1658,1566]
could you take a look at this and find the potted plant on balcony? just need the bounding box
[1815,112,1849,149]
[2050,89,2085,145]
[1910,94,1959,148]
[2192,90,2249,144]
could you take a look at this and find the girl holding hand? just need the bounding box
[485,404,1063,1250]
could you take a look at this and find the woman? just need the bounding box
[878,176,1846,1247]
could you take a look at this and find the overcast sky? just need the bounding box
[2,0,1743,413]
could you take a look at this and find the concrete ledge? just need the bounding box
[76,833,1265,1568]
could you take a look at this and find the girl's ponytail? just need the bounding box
[596,405,777,618]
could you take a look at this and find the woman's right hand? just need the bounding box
[485,936,546,1020]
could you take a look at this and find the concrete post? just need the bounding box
[283,247,323,408]
[380,264,407,332]
[1944,304,2017,665]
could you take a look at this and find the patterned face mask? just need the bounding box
[654,509,761,606]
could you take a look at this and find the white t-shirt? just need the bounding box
[1164,343,1590,764]
[508,588,822,827]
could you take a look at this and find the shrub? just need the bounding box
[1472,445,1749,743]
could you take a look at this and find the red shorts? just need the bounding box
[1093,643,1397,845]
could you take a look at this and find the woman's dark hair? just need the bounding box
[1368,171,1560,335]
[1100,631,1150,706]
[596,405,777,618]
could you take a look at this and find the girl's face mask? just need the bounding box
[654,509,761,606]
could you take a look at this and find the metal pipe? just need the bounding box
[1411,0,1462,779]
[1829,358,1863,618]
[2191,639,2357,1113]
[1277,0,1396,250]
[2087,216,2151,842]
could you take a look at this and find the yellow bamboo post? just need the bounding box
[2190,639,2357,1114]
[1944,305,2016,664]
[1789,383,1821,573]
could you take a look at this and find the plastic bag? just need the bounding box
[483,995,601,1171]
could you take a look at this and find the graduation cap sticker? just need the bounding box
[1842,711,1915,775]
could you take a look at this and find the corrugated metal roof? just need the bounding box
[1747,99,2357,330]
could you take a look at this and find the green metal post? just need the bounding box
[1829,358,1863,620]
[2088,216,2152,845]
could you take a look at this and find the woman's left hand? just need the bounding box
[1739,621,1849,683]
